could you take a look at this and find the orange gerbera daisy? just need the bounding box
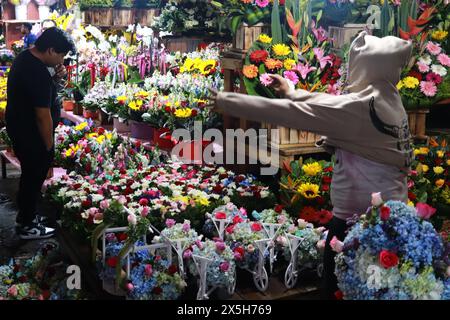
[264,58,283,70]
[243,64,259,79]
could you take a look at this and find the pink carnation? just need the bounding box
[425,72,443,85]
[255,0,270,8]
[437,53,450,67]
[259,73,273,87]
[417,61,430,73]
[330,236,344,253]
[420,81,437,97]
[426,42,442,55]
[283,70,299,85]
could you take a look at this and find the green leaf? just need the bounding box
[230,15,243,35]
[271,0,283,44]
[418,192,428,203]
[316,9,322,24]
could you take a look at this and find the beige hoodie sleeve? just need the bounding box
[216,91,363,139]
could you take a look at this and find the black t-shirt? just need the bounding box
[6,50,53,140]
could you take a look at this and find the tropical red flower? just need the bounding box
[117,233,128,241]
[321,184,330,192]
[334,290,343,300]
[408,191,416,201]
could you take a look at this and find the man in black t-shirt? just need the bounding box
[6,27,75,240]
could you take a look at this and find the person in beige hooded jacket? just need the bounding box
[209,31,413,298]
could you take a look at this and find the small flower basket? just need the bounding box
[186,240,236,300]
[203,203,248,240]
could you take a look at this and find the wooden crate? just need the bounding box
[328,23,367,49]
[233,23,270,53]
[407,109,429,140]
[113,8,134,27]
[82,8,113,26]
[134,8,159,26]
[161,36,206,53]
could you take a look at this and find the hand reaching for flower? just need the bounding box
[267,74,292,98]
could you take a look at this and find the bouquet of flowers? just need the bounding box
[408,135,450,230]
[126,250,186,300]
[334,194,450,300]
[202,203,248,238]
[397,40,450,110]
[158,219,199,244]
[280,158,334,226]
[281,219,326,268]
[225,220,268,269]
[186,239,236,288]
[243,14,344,97]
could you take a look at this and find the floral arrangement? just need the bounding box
[243,26,344,98]
[158,219,199,244]
[397,40,450,109]
[280,158,334,226]
[11,40,24,57]
[126,250,186,300]
[408,135,450,230]
[225,220,268,269]
[0,49,14,66]
[202,203,248,237]
[0,242,84,300]
[152,0,227,37]
[252,205,292,225]
[186,239,236,288]
[280,219,326,268]
[334,194,449,300]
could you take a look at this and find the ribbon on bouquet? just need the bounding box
[138,54,151,80]
[111,60,129,86]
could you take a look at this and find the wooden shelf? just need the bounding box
[0,20,41,24]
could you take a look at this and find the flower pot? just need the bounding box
[407,109,429,140]
[153,127,174,149]
[130,121,154,140]
[62,100,75,112]
[113,118,130,133]
[38,5,51,20]
[15,4,28,20]
[83,109,99,120]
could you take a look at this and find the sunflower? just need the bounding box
[302,162,322,176]
[180,58,196,73]
[243,64,259,79]
[134,91,149,99]
[174,108,193,118]
[272,44,291,56]
[199,59,216,76]
[128,100,142,111]
[298,183,320,199]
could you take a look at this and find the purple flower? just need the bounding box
[165,219,176,228]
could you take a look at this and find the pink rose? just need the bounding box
[330,236,344,253]
[141,206,149,218]
[416,203,436,219]
[127,213,137,225]
[126,283,134,292]
[94,212,103,222]
[219,261,230,272]
[100,200,109,210]
[216,241,226,252]
[144,264,153,277]
[371,192,383,207]
[7,285,17,297]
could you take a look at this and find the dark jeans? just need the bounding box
[322,216,348,299]
[11,136,54,226]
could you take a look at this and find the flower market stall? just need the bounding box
[0,0,449,301]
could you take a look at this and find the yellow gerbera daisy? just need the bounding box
[284,59,296,70]
[297,183,320,199]
[272,44,291,56]
[75,122,88,131]
[402,76,419,89]
[258,34,272,44]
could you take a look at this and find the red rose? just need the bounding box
[250,50,269,64]
[334,290,343,300]
[117,233,128,242]
[316,196,326,206]
[225,224,235,234]
[213,184,223,194]
[191,109,198,117]
[321,184,330,192]
[234,246,245,257]
[81,200,92,208]
[379,250,399,269]
[408,192,416,201]
[324,166,333,173]
[322,176,332,184]
[97,127,105,135]
[106,256,118,268]
[380,206,390,221]
[233,216,243,224]
[274,204,284,213]
[139,198,149,206]
[251,222,262,232]
[152,287,163,295]
[168,264,178,275]
[215,212,227,220]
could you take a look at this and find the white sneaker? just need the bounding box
[16,215,49,228]
[18,223,55,240]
